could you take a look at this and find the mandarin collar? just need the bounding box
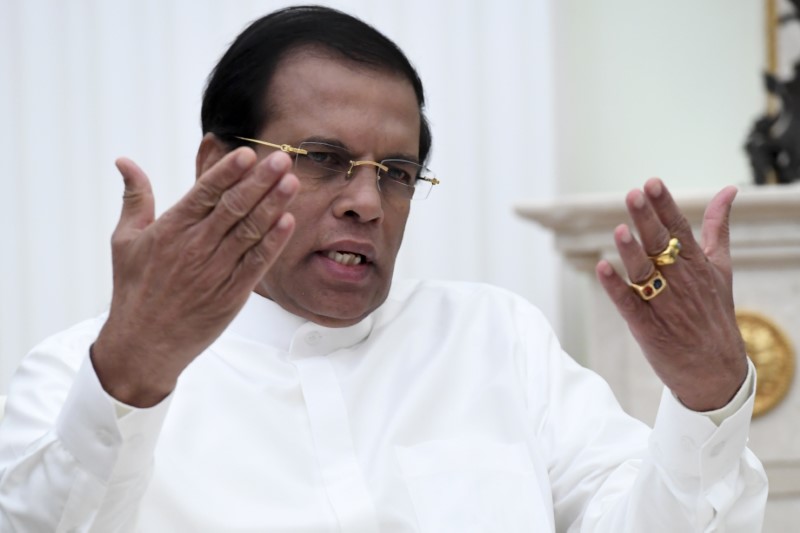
[227,292,374,355]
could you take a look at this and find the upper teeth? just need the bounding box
[327,251,363,265]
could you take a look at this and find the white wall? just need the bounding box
[554,1,765,195]
[0,0,557,391]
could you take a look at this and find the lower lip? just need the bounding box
[314,253,372,283]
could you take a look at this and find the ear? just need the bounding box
[195,133,230,179]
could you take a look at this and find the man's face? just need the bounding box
[253,49,421,327]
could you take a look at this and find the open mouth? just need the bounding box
[326,250,367,266]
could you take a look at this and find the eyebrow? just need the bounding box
[301,135,347,148]
[299,135,420,164]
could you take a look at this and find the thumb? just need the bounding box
[115,157,155,232]
[701,185,737,270]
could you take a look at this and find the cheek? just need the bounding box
[388,206,410,246]
[287,188,326,217]
[285,193,327,237]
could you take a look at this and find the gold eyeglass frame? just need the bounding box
[234,136,440,188]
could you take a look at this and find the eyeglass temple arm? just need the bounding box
[234,136,308,155]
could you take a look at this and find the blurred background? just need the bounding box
[0,0,766,392]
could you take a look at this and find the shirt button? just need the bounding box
[305,331,322,345]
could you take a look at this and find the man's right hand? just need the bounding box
[92,146,299,407]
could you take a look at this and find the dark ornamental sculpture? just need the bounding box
[745,0,800,185]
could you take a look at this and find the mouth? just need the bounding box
[325,250,367,266]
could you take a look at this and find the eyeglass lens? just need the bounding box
[295,142,433,200]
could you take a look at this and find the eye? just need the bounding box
[305,149,349,170]
[383,161,419,186]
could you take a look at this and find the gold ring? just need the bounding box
[649,237,681,266]
[630,270,667,301]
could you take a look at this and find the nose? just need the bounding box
[332,165,384,222]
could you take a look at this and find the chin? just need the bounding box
[258,280,390,327]
[309,303,374,327]
[307,288,391,326]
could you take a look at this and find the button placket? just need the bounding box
[292,353,380,531]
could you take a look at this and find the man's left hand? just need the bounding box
[596,178,748,412]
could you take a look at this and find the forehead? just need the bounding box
[262,47,421,155]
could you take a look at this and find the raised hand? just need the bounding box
[92,143,299,407]
[595,178,748,412]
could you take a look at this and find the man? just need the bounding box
[0,5,766,532]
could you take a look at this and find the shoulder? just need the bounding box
[389,278,540,308]
[389,278,510,299]
[378,280,568,400]
[383,279,551,329]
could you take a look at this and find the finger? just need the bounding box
[115,157,155,235]
[614,224,657,284]
[700,186,737,269]
[177,147,256,219]
[216,170,299,260]
[203,151,293,241]
[642,178,702,260]
[625,189,671,256]
[235,212,296,288]
[595,259,648,322]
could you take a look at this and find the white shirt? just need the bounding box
[0,280,766,532]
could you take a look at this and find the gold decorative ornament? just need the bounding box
[649,237,682,266]
[629,270,667,301]
[736,310,795,417]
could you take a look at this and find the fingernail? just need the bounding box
[235,149,251,169]
[269,153,288,172]
[632,191,645,209]
[278,176,295,194]
[277,212,292,230]
[649,179,663,198]
[599,261,614,277]
[620,226,633,243]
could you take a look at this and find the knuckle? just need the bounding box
[219,190,249,218]
[630,263,654,284]
[233,217,262,243]
[149,226,172,249]
[666,212,691,234]
[245,246,269,268]
[192,182,219,209]
[645,236,669,256]
[181,241,206,265]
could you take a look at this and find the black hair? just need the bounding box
[201,5,432,163]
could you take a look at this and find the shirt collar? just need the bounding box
[226,292,374,355]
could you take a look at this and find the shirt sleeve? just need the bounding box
[0,321,171,532]
[520,306,768,533]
